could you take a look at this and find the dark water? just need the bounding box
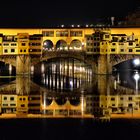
[0,118,140,140]
[0,59,140,140]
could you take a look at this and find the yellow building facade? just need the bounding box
[0,27,140,56]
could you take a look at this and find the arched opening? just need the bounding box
[69,97,80,106]
[55,97,67,105]
[56,40,68,50]
[70,39,82,50]
[43,40,53,50]
[45,98,53,106]
[0,61,16,76]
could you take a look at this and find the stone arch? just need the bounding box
[0,61,16,75]
[69,97,80,106]
[70,39,82,50]
[43,40,54,50]
[56,40,68,50]
[55,97,67,105]
[110,55,137,68]
[44,98,53,106]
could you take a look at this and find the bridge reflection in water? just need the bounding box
[32,58,92,92]
[0,59,140,121]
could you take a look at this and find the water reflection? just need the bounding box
[0,59,140,121]
[32,58,93,92]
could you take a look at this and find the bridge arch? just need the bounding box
[69,97,80,106]
[55,97,67,105]
[56,40,68,50]
[43,40,54,50]
[70,39,82,50]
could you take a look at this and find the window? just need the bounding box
[70,31,82,37]
[94,43,97,46]
[97,48,100,52]
[56,31,68,37]
[3,43,9,46]
[3,104,8,106]
[120,49,124,52]
[4,49,8,53]
[136,50,140,52]
[10,104,16,106]
[24,49,26,52]
[11,43,17,46]
[112,43,116,45]
[11,49,15,52]
[105,34,109,38]
[20,49,22,52]
[21,104,25,107]
[129,42,133,46]
[22,43,26,46]
[120,97,123,100]
[129,49,133,52]
[10,97,14,101]
[4,97,7,100]
[111,49,115,52]
[128,97,132,101]
[111,97,115,101]
[42,31,54,37]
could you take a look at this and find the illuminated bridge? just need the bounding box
[0,27,140,74]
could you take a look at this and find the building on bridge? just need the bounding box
[0,28,140,75]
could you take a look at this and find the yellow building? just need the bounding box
[0,27,139,56]
[1,94,17,114]
[28,94,41,114]
[2,35,18,55]
[29,34,43,55]
[17,33,29,55]
[85,94,140,118]
[17,95,28,114]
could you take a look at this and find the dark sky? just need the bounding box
[0,0,140,27]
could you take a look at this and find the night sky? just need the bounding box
[0,0,140,27]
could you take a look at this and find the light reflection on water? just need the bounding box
[32,58,93,93]
[0,59,140,120]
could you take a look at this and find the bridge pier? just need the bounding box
[16,76,30,95]
[16,55,31,75]
[96,54,112,74]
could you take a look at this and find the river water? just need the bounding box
[0,59,140,139]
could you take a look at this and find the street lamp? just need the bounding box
[133,58,140,66]
[133,71,140,91]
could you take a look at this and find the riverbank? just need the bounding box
[0,113,140,120]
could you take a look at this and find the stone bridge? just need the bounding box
[110,54,140,67]
[0,51,139,75]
